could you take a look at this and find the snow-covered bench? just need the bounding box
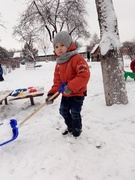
[9,86,44,105]
[0,90,13,105]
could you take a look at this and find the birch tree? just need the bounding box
[95,0,128,106]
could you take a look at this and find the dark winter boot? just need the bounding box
[72,128,82,137]
[62,127,73,135]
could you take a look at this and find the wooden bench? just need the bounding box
[9,87,44,105]
[0,90,13,105]
[9,86,44,105]
[9,93,44,105]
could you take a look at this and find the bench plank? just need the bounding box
[0,90,13,105]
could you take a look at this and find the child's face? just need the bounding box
[54,42,67,56]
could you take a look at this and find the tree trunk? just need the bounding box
[95,0,128,106]
[100,50,128,105]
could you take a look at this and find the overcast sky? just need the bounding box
[0,0,135,50]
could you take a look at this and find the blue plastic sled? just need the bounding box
[0,119,19,146]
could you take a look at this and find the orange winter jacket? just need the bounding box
[48,54,90,97]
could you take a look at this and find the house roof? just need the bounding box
[91,44,99,54]
[77,46,87,53]
[38,48,54,56]
[13,46,87,58]
[37,46,87,57]
[13,52,22,58]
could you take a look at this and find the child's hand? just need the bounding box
[64,85,72,94]
[45,94,54,104]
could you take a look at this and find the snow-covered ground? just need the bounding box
[0,57,135,180]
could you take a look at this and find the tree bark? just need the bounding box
[95,0,128,106]
[100,50,128,105]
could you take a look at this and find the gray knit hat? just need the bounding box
[53,31,72,49]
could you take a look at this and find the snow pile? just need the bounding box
[0,60,135,180]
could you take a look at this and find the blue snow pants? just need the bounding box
[59,96,84,130]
